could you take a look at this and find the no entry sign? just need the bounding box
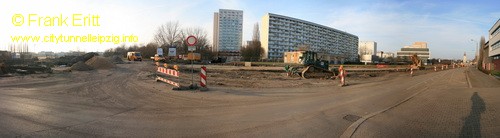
[186,35,197,46]
[186,35,197,52]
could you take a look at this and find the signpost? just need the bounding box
[186,35,197,89]
[157,48,163,56]
[187,35,197,51]
[168,48,176,57]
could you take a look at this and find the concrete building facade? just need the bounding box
[358,41,377,63]
[397,42,431,64]
[489,19,500,70]
[260,13,359,63]
[213,9,243,52]
[376,51,395,58]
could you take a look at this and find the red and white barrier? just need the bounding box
[156,77,180,87]
[339,66,346,87]
[156,67,181,87]
[200,66,207,87]
[157,67,179,77]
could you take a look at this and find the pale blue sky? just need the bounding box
[1,0,498,59]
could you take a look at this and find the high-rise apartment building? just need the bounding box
[260,13,359,62]
[213,9,243,52]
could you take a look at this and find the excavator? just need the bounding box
[285,51,336,79]
[410,54,425,70]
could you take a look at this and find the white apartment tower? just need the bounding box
[213,9,243,52]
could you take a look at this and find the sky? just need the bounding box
[0,0,499,59]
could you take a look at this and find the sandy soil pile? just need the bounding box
[70,61,93,71]
[85,56,116,69]
[108,55,125,64]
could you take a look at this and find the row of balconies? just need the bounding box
[268,30,350,39]
[268,33,352,41]
[269,22,346,34]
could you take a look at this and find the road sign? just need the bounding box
[188,46,196,52]
[186,35,197,52]
[168,48,176,56]
[157,48,163,56]
[186,35,197,46]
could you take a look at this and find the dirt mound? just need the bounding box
[85,56,116,69]
[70,61,93,71]
[108,55,125,64]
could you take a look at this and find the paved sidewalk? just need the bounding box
[352,67,500,137]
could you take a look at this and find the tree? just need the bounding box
[153,21,182,48]
[137,42,159,58]
[180,27,210,54]
[478,36,485,70]
[241,40,264,61]
[252,23,259,41]
[150,21,215,60]
[103,44,128,57]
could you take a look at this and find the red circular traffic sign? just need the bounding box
[186,35,197,46]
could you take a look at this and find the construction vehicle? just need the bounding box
[151,54,166,62]
[182,53,201,61]
[150,48,166,62]
[285,51,335,79]
[127,52,142,61]
[410,54,425,70]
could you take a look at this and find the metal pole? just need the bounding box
[191,52,194,88]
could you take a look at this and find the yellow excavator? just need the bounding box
[410,54,425,70]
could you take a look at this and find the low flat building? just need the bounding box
[376,51,395,58]
[397,42,430,64]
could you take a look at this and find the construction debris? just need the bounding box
[70,61,94,71]
[85,56,116,69]
[108,55,125,64]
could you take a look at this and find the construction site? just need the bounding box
[0,49,445,89]
[3,49,499,137]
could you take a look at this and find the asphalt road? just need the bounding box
[0,64,498,137]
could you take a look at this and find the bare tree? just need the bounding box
[478,36,485,70]
[358,45,369,55]
[241,40,264,61]
[253,23,259,41]
[179,27,211,54]
[153,21,182,48]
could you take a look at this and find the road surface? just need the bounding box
[0,63,499,137]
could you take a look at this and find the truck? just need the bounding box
[127,52,142,61]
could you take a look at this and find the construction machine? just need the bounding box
[410,54,425,70]
[285,51,335,79]
[151,54,166,62]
